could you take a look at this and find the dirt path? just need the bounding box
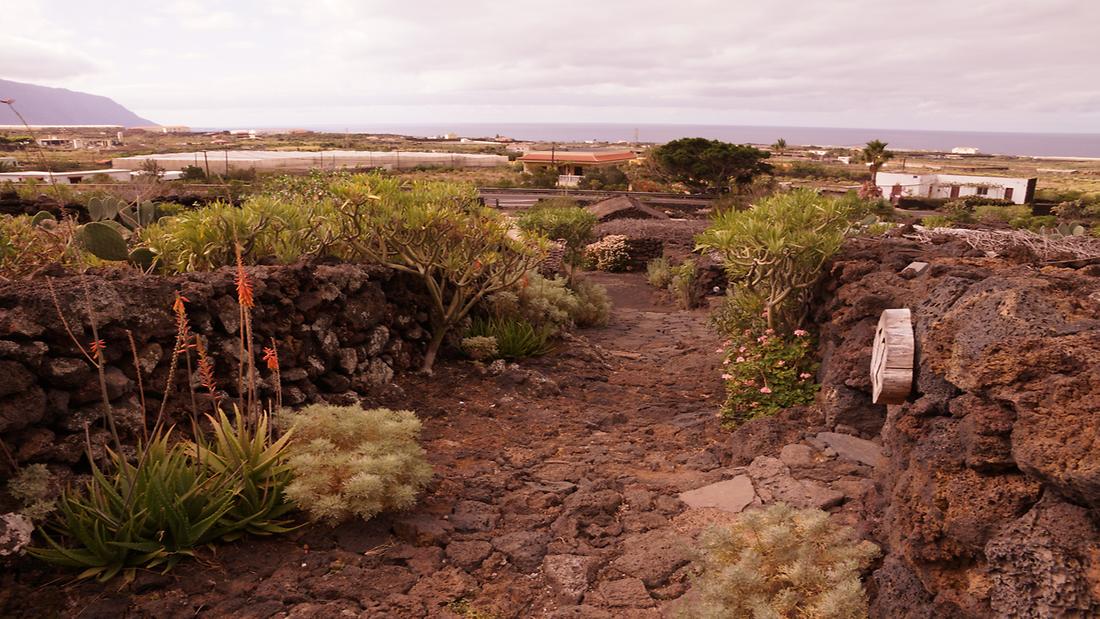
[3,273,805,618]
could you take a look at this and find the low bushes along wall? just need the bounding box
[0,262,431,475]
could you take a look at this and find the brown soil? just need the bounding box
[2,272,736,618]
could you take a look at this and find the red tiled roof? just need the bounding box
[519,150,636,164]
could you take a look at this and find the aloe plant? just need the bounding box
[192,410,297,539]
[30,430,239,582]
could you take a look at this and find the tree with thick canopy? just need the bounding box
[333,175,546,373]
[861,139,894,184]
[650,137,772,193]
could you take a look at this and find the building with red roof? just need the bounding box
[518,149,636,186]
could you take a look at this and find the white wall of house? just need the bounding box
[0,169,132,184]
[877,172,1033,204]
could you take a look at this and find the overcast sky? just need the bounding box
[2,0,1099,132]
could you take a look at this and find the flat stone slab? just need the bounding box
[748,456,846,510]
[816,432,883,467]
[901,261,930,276]
[678,475,755,514]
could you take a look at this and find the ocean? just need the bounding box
[303,122,1100,159]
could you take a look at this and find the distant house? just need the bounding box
[133,125,191,134]
[36,135,115,149]
[519,149,636,187]
[951,146,980,155]
[0,169,131,184]
[876,172,1036,204]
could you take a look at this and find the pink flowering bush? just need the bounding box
[720,328,818,426]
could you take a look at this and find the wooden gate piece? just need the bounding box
[870,308,914,404]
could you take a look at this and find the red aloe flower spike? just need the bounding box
[263,345,279,371]
[89,339,107,357]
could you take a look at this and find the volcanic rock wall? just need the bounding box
[0,263,431,473]
[814,236,1100,618]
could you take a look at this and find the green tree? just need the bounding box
[650,137,772,193]
[522,166,559,188]
[771,138,787,155]
[696,189,860,331]
[861,139,894,184]
[578,165,629,190]
[516,199,597,269]
[333,175,545,373]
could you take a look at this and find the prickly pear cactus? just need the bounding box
[87,196,124,222]
[30,211,56,227]
[128,247,157,270]
[76,222,129,261]
[137,201,158,226]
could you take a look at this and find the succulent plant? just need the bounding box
[128,247,157,270]
[1040,223,1087,237]
[76,222,129,262]
[117,200,161,230]
[30,211,56,227]
[87,196,126,222]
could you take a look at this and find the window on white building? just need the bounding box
[976,187,988,196]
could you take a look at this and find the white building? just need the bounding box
[112,150,509,173]
[0,169,132,184]
[877,172,1036,204]
[951,146,981,155]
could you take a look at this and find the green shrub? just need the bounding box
[669,259,701,309]
[688,504,880,619]
[578,166,629,190]
[486,271,610,332]
[522,167,560,188]
[720,326,818,426]
[1010,214,1057,231]
[142,194,341,272]
[460,335,499,361]
[6,464,58,522]
[646,257,673,288]
[279,405,433,526]
[333,175,544,372]
[0,215,84,279]
[921,214,952,228]
[975,204,1031,224]
[516,201,597,266]
[569,277,612,328]
[583,235,631,272]
[488,272,576,334]
[180,165,206,181]
[697,189,857,333]
[942,200,975,223]
[467,316,554,359]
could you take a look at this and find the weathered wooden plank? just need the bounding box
[871,308,914,404]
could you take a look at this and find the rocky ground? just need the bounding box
[1,271,881,618]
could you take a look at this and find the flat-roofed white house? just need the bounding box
[0,169,132,184]
[876,172,1036,204]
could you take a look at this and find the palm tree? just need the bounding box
[861,140,893,184]
[771,138,787,155]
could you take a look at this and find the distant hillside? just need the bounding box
[0,78,155,127]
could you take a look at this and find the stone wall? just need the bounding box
[813,235,1100,617]
[0,262,431,474]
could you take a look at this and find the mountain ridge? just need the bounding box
[0,78,155,127]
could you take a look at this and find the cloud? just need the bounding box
[8,0,1100,131]
[0,36,98,80]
